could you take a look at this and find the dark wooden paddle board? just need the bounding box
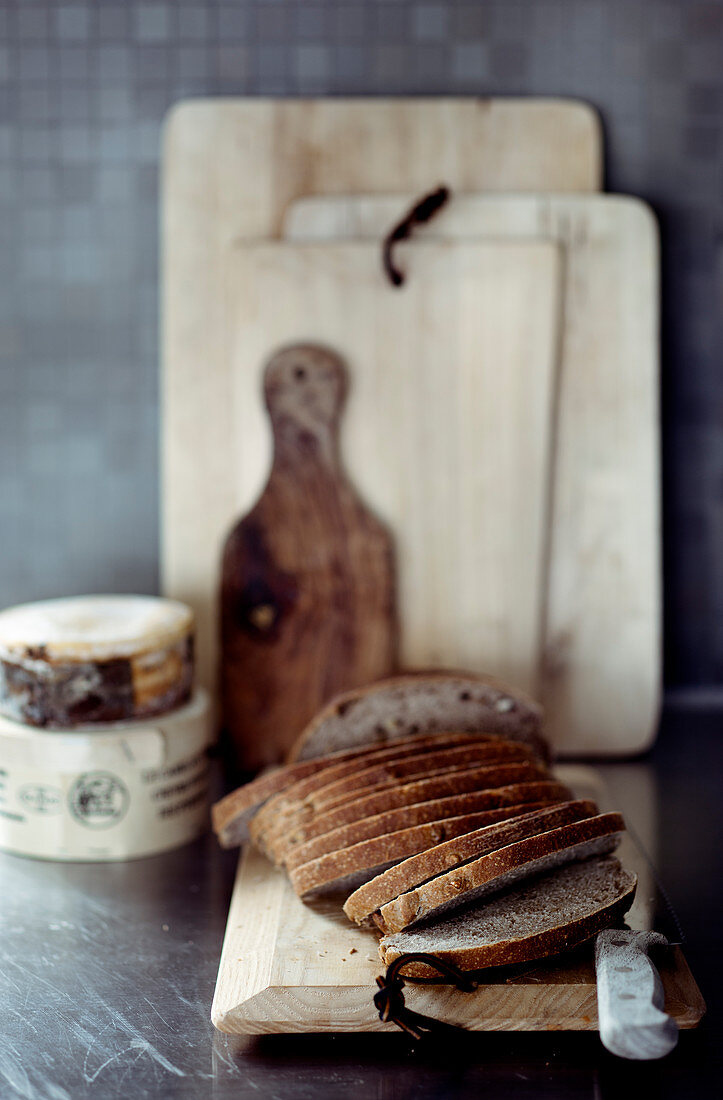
[220,344,397,772]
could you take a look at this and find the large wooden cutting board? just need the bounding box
[211,767,704,1035]
[162,97,601,703]
[285,194,661,757]
[223,240,561,700]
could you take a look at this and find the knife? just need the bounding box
[594,819,684,1060]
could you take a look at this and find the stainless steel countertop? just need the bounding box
[1,709,720,1100]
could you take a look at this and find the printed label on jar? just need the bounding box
[68,772,131,829]
[19,784,63,815]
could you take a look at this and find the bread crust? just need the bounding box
[287,671,547,764]
[213,731,490,847]
[293,799,598,901]
[342,799,599,922]
[287,740,534,818]
[375,813,626,933]
[259,742,539,854]
[265,761,554,863]
[212,760,327,847]
[285,796,563,872]
[378,857,637,971]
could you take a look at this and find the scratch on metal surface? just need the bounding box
[45,1082,72,1100]
[127,1039,185,1078]
[211,1038,244,1078]
[115,1047,150,1091]
[2,957,74,1005]
[0,957,23,995]
[43,1082,72,1100]
[0,1049,32,1100]
[0,1044,73,1100]
[83,1046,140,1086]
[141,995,174,1030]
[6,1008,39,1036]
[89,1011,186,1080]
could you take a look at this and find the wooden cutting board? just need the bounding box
[211,767,704,1035]
[162,97,601,702]
[222,240,561,710]
[219,344,397,772]
[211,851,701,1037]
[285,194,661,758]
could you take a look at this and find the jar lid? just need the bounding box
[0,595,194,662]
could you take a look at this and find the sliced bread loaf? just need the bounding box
[264,761,552,863]
[292,799,598,901]
[284,784,571,869]
[342,800,599,922]
[214,730,488,847]
[374,812,625,934]
[287,671,547,764]
[378,856,637,971]
[258,740,539,850]
[262,731,497,809]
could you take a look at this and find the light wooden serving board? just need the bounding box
[211,767,704,1036]
[285,194,661,757]
[225,240,562,698]
[162,97,601,703]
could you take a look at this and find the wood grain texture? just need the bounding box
[161,97,601,701]
[285,193,660,757]
[211,847,703,1036]
[211,767,705,1036]
[224,241,561,703]
[220,345,396,771]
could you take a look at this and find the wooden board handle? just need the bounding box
[264,344,347,470]
[595,928,679,1059]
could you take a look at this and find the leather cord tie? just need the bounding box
[374,952,478,1041]
[382,186,451,287]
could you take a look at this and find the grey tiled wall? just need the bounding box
[1,0,722,687]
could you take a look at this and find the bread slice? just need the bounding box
[265,761,552,863]
[212,760,333,847]
[374,812,625,934]
[259,740,539,851]
[379,856,637,972]
[292,799,598,901]
[287,671,547,764]
[342,800,599,922]
[250,735,527,855]
[284,785,571,870]
[213,730,486,846]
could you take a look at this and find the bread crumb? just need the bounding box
[349,947,357,954]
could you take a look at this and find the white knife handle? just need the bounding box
[595,929,678,1060]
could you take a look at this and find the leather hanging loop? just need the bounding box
[382,186,451,287]
[373,952,477,1040]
